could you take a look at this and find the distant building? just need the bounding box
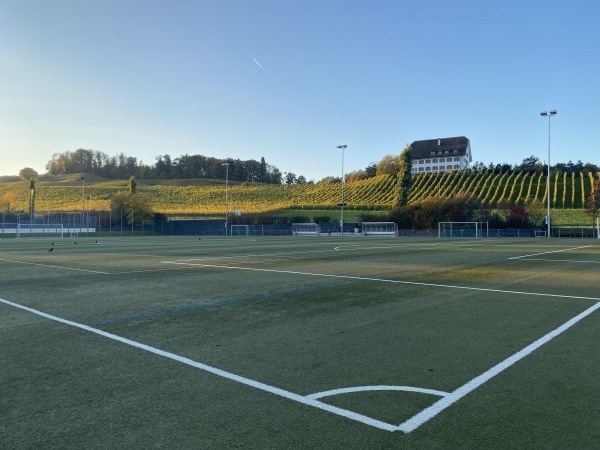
[410,136,472,174]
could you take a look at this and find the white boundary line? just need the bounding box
[519,258,600,264]
[0,297,396,432]
[162,261,600,303]
[2,295,600,433]
[398,300,600,432]
[509,245,593,260]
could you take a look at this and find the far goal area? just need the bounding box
[438,221,489,238]
[230,225,264,236]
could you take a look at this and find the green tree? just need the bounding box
[19,167,39,181]
[519,155,540,173]
[396,144,413,206]
[525,199,546,227]
[376,154,401,176]
[110,191,154,226]
[128,175,137,193]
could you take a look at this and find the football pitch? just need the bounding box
[1,236,599,448]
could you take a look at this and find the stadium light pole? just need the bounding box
[540,110,557,238]
[222,163,230,236]
[81,176,85,234]
[336,145,347,236]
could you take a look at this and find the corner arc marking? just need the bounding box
[307,385,449,400]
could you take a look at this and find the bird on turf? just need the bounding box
[74,242,77,244]
[48,247,54,252]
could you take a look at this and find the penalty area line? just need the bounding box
[163,261,600,303]
[509,245,593,260]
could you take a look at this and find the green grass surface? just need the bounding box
[1,236,599,448]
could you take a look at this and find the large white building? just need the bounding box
[410,136,472,174]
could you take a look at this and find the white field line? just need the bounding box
[518,258,600,264]
[398,300,600,432]
[307,385,449,400]
[0,297,396,432]
[4,292,600,434]
[509,245,593,260]
[163,261,600,303]
[0,258,111,274]
[167,241,479,263]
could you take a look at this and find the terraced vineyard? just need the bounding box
[1,170,598,215]
[408,170,600,208]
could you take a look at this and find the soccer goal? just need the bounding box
[230,225,264,236]
[292,223,321,236]
[438,222,488,238]
[361,222,398,237]
[535,230,547,238]
[231,225,249,236]
[2,223,65,239]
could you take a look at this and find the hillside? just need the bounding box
[1,170,599,216]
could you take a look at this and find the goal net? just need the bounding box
[230,225,265,236]
[292,223,321,236]
[0,223,64,239]
[361,222,398,237]
[231,225,249,236]
[438,222,488,238]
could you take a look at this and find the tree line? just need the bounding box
[45,149,285,184]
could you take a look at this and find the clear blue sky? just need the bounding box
[1,0,598,180]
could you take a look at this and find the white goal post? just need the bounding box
[438,222,488,238]
[231,225,249,236]
[292,223,321,236]
[361,222,398,237]
[230,225,264,236]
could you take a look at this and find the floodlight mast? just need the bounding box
[222,163,230,235]
[336,145,347,236]
[81,176,85,235]
[540,110,557,238]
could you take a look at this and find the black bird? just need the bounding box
[74,241,77,244]
[48,248,54,252]
[198,238,201,240]
[95,240,98,243]
[51,242,54,245]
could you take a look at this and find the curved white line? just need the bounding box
[307,385,449,400]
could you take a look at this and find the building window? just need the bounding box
[426,167,431,171]
[454,165,459,169]
[426,159,431,164]
[433,159,438,163]
[418,160,424,164]
[418,167,424,172]
[454,157,459,161]
[433,166,438,170]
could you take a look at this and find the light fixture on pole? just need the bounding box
[222,163,230,236]
[336,145,347,236]
[81,176,85,234]
[540,110,557,238]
